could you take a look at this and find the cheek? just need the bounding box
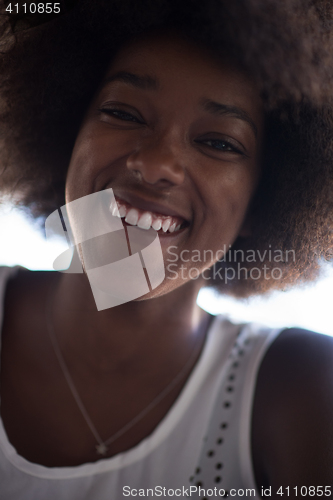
[162,164,259,286]
[66,122,143,203]
[206,163,259,233]
[66,126,111,202]
[228,170,257,225]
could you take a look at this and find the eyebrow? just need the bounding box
[103,71,159,91]
[200,99,258,138]
[103,71,258,138]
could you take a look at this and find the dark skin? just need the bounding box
[252,328,333,497]
[1,32,333,497]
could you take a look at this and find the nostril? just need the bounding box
[127,146,186,186]
[132,169,143,181]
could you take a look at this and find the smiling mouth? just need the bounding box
[109,196,188,234]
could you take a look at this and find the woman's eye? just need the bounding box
[99,108,143,123]
[198,139,243,154]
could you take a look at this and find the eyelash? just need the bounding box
[100,107,244,155]
[99,108,143,123]
[195,139,243,155]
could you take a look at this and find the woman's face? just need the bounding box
[66,32,263,298]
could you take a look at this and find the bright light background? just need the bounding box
[1,203,333,336]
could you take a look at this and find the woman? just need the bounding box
[0,0,333,498]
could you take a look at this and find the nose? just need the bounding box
[126,137,186,187]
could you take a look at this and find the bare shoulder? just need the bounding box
[252,328,333,493]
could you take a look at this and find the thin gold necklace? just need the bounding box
[45,292,207,456]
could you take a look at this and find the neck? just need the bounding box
[51,273,209,374]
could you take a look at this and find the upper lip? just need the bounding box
[113,191,191,222]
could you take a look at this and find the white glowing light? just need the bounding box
[1,203,332,335]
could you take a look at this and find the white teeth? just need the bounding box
[109,201,120,217]
[137,212,153,230]
[152,219,162,231]
[162,219,171,232]
[112,205,120,217]
[114,199,185,233]
[118,205,127,218]
[125,208,139,225]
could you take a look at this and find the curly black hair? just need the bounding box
[1,0,333,297]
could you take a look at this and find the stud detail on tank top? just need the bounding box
[188,329,260,493]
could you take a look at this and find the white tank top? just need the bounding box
[0,266,282,500]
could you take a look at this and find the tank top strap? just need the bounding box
[189,322,284,498]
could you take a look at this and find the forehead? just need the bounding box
[102,33,263,119]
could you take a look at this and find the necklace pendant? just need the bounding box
[96,443,108,455]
